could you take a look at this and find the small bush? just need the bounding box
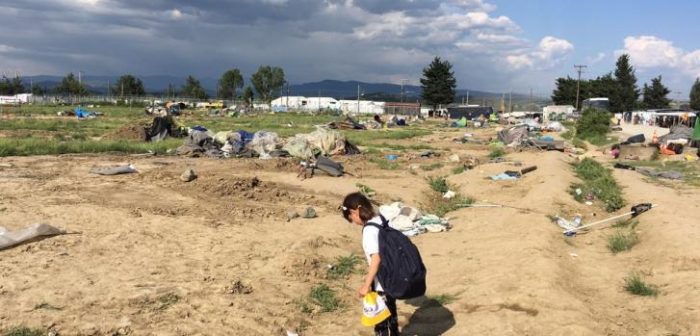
[576,108,611,140]
[624,273,658,297]
[427,176,449,194]
[327,254,362,279]
[309,284,340,312]
[356,183,375,198]
[4,327,44,336]
[488,144,506,159]
[432,195,474,217]
[607,231,639,253]
[368,157,399,170]
[561,129,574,140]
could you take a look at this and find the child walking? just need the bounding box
[342,192,400,336]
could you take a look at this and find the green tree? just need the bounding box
[181,75,208,99]
[611,54,640,113]
[689,78,700,110]
[642,76,671,109]
[242,86,254,106]
[588,73,617,99]
[250,65,285,102]
[218,68,244,99]
[551,76,579,106]
[55,73,87,96]
[420,56,457,111]
[30,84,45,95]
[112,74,145,96]
[0,76,25,95]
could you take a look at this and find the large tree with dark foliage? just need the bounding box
[642,76,671,109]
[689,78,700,111]
[55,73,87,96]
[218,68,244,99]
[242,86,254,106]
[611,54,640,113]
[112,74,145,96]
[551,76,579,106]
[181,75,208,99]
[420,56,457,111]
[251,65,285,103]
[0,76,25,95]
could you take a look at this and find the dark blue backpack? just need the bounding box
[365,216,427,299]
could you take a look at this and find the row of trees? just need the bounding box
[1,66,286,103]
[552,54,700,111]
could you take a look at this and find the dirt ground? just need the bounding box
[1,128,699,336]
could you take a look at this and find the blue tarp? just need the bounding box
[74,107,95,118]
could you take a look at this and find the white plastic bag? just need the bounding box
[0,224,66,250]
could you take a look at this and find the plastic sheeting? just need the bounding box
[283,127,346,159]
[0,224,66,250]
[248,131,281,156]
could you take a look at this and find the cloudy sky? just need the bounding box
[1,0,699,96]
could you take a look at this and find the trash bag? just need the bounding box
[283,135,316,159]
[0,224,66,250]
[626,134,645,144]
[147,116,174,142]
[315,156,344,177]
[306,127,346,155]
[248,131,280,156]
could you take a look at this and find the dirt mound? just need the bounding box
[103,123,147,141]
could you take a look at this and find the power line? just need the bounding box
[574,64,587,111]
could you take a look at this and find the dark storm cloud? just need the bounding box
[0,0,573,93]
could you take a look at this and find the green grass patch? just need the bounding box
[570,158,625,212]
[309,284,341,312]
[327,254,362,280]
[572,138,588,150]
[368,156,399,170]
[560,129,574,140]
[427,176,449,193]
[356,183,376,198]
[432,195,474,217]
[612,218,639,229]
[420,163,443,171]
[429,293,458,305]
[452,166,466,175]
[607,231,639,253]
[624,273,658,297]
[3,327,44,336]
[0,138,180,157]
[488,143,506,159]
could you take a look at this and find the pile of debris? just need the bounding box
[378,202,450,237]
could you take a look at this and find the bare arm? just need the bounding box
[358,253,381,297]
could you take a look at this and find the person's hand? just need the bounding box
[357,284,371,299]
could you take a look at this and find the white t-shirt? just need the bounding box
[362,216,383,292]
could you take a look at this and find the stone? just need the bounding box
[180,169,197,182]
[287,209,300,222]
[302,207,317,219]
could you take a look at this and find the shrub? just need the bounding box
[570,158,625,212]
[576,108,611,140]
[488,143,506,159]
[327,254,362,279]
[427,176,449,194]
[4,327,44,336]
[572,138,588,150]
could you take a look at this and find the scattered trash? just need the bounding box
[490,172,518,181]
[442,190,456,199]
[555,215,582,231]
[419,151,435,158]
[575,188,582,195]
[563,203,656,235]
[226,280,253,295]
[0,224,67,250]
[378,202,448,237]
[636,167,683,180]
[180,169,197,182]
[569,252,579,258]
[386,154,398,161]
[286,331,300,336]
[585,201,593,206]
[302,207,317,219]
[490,165,537,180]
[448,154,460,162]
[90,164,137,175]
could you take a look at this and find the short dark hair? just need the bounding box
[341,192,375,222]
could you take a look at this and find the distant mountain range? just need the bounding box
[19,76,537,101]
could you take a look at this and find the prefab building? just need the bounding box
[338,100,385,114]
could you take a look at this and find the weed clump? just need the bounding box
[4,327,44,336]
[327,254,362,279]
[488,144,506,159]
[309,284,340,312]
[624,273,658,297]
[427,176,449,194]
[607,231,639,253]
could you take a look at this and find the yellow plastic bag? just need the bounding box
[361,292,391,327]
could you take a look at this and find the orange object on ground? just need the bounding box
[660,146,675,155]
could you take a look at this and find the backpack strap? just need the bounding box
[363,215,389,231]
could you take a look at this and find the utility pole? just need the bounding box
[466,91,469,105]
[574,64,587,111]
[356,83,360,115]
[400,79,408,103]
[508,90,512,113]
